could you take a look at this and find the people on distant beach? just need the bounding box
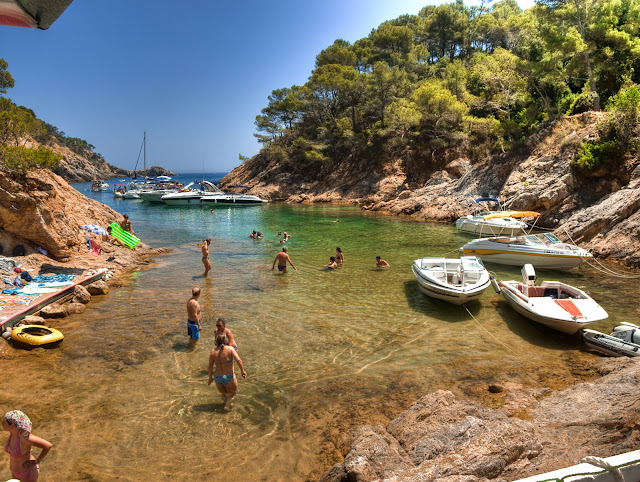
[325,256,338,269]
[214,317,237,350]
[3,410,52,481]
[272,246,296,273]
[208,333,247,411]
[119,214,134,234]
[202,238,211,277]
[335,247,344,265]
[187,287,203,348]
[376,256,390,268]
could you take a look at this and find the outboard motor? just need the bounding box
[521,264,536,286]
[613,325,640,344]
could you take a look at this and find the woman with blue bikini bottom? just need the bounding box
[208,333,247,411]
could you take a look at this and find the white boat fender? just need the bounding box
[490,276,501,294]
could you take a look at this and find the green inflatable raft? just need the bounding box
[109,223,141,249]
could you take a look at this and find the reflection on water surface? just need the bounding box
[2,184,638,480]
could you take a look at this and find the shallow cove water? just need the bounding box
[1,178,638,480]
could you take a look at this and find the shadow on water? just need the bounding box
[495,298,580,350]
[172,341,196,352]
[403,280,482,322]
[192,402,226,413]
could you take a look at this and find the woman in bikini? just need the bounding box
[202,238,211,277]
[214,317,237,350]
[208,334,247,411]
[335,247,344,264]
[3,410,51,481]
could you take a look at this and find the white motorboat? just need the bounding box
[411,256,491,305]
[460,232,592,269]
[113,183,128,198]
[583,323,640,357]
[91,180,110,192]
[161,181,225,206]
[456,197,539,236]
[201,191,268,207]
[137,180,182,203]
[496,264,608,334]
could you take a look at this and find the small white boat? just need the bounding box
[91,180,110,192]
[496,264,608,334]
[461,232,592,269]
[583,323,640,357]
[411,256,491,305]
[456,197,539,236]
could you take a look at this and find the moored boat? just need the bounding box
[91,180,110,192]
[455,197,539,236]
[460,232,592,269]
[161,181,225,206]
[411,256,491,305]
[583,323,640,357]
[496,264,608,334]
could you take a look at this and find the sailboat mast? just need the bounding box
[144,131,147,171]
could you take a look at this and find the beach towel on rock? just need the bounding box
[89,240,102,256]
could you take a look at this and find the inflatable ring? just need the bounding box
[10,325,64,346]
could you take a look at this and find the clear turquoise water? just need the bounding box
[3,174,637,481]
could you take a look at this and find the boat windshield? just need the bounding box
[524,235,545,245]
[460,257,484,272]
[542,233,561,244]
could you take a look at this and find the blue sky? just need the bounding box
[0,0,534,174]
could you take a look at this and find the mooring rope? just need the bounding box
[562,229,640,279]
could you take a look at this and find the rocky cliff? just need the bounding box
[44,140,175,183]
[0,168,123,260]
[221,112,640,267]
[322,357,640,482]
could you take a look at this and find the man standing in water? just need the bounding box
[208,333,247,411]
[187,287,203,348]
[272,246,297,273]
[202,238,211,277]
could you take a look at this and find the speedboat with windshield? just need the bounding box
[496,264,607,334]
[91,180,110,192]
[137,180,182,203]
[411,256,491,305]
[460,232,592,269]
[161,180,225,206]
[200,185,267,207]
[455,197,539,236]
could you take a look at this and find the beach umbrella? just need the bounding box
[0,0,73,29]
[80,224,108,237]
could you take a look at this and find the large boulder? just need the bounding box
[72,284,91,304]
[87,280,109,295]
[65,302,86,314]
[39,304,67,319]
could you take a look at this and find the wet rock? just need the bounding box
[65,302,86,314]
[72,285,91,304]
[488,384,504,393]
[87,280,109,295]
[22,315,46,325]
[39,304,67,319]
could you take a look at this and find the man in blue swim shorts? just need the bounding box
[186,286,202,348]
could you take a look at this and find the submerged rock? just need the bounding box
[324,358,640,481]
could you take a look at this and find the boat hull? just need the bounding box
[461,249,587,269]
[583,329,640,357]
[411,262,490,305]
[456,219,525,236]
[202,196,267,207]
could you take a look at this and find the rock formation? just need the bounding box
[221,113,640,267]
[322,358,640,481]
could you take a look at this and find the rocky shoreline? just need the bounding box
[221,113,640,268]
[321,357,640,481]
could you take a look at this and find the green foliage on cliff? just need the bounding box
[0,62,100,175]
[255,0,640,172]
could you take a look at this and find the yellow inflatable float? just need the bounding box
[10,325,64,346]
